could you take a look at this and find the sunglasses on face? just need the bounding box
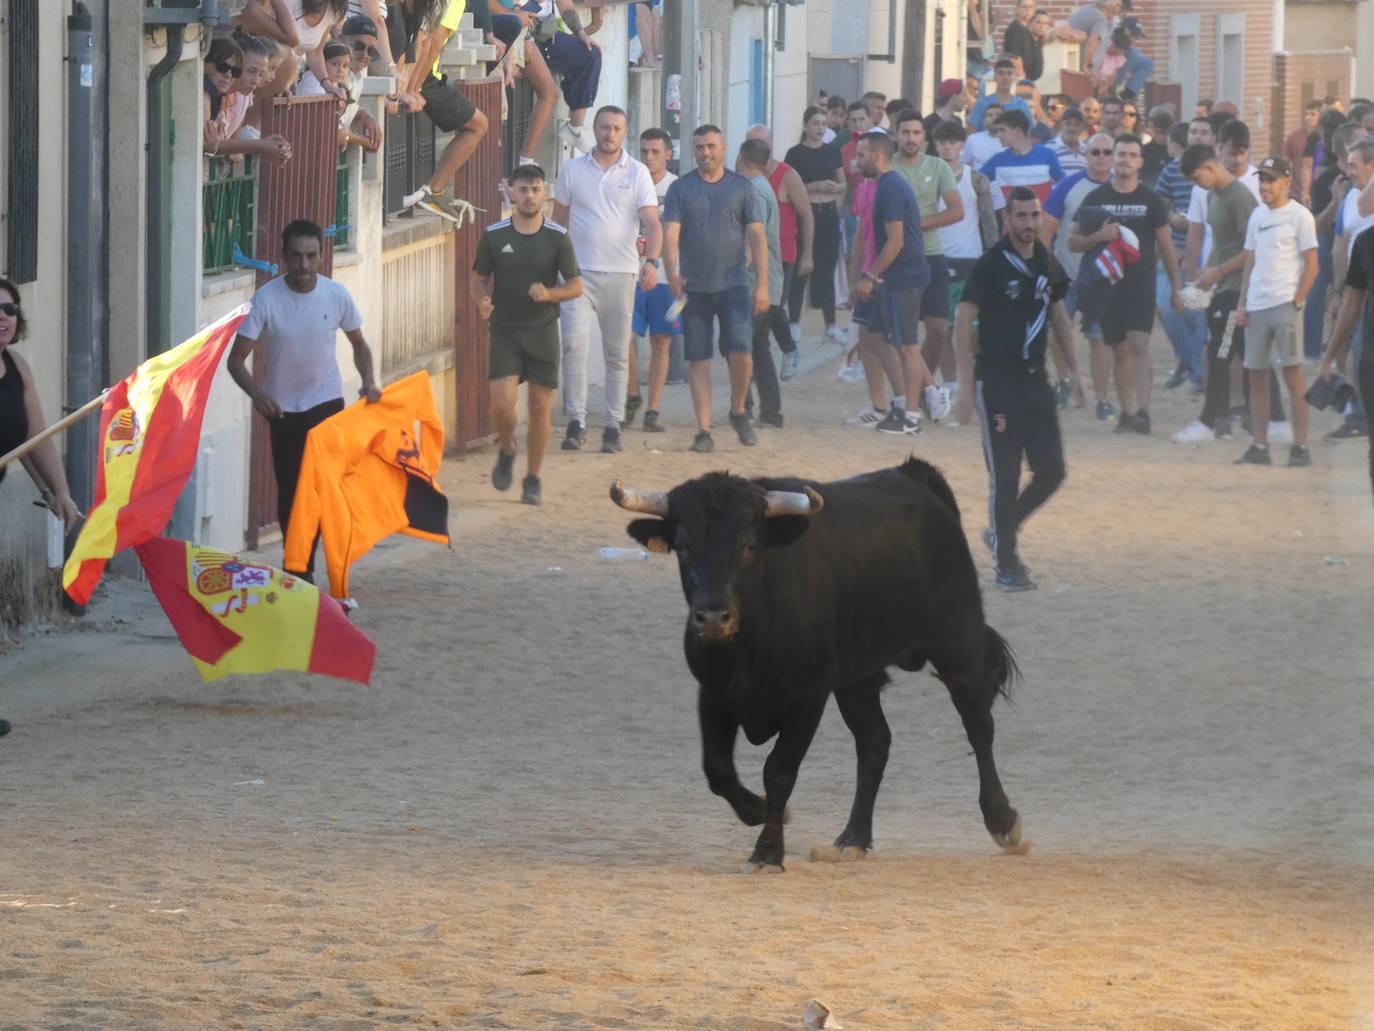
[214,60,243,78]
[0,302,18,317]
[349,39,381,62]
[1088,148,1113,156]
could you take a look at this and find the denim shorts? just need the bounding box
[682,285,753,361]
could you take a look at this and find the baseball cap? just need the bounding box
[1060,106,1086,124]
[1121,16,1146,38]
[341,14,379,37]
[937,78,963,100]
[1256,156,1293,179]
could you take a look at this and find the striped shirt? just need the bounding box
[1048,136,1086,178]
[1154,158,1193,253]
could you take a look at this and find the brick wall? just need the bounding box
[1272,50,1353,155]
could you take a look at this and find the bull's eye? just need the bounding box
[742,540,757,556]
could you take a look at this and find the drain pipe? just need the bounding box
[145,22,184,358]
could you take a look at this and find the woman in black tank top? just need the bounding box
[0,278,80,532]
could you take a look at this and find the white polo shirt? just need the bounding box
[553,148,659,275]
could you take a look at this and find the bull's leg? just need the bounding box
[832,677,892,853]
[698,687,767,826]
[943,676,1022,850]
[748,702,826,871]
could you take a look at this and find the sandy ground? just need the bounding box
[3,320,1374,1030]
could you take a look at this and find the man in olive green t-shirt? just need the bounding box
[894,110,965,391]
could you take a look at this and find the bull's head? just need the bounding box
[610,474,824,643]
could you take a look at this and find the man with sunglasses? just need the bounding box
[336,17,386,150]
[1048,105,1087,176]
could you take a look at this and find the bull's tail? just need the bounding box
[983,625,1020,703]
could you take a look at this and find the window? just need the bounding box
[1169,14,1200,118]
[1215,13,1246,109]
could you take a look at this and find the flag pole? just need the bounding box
[0,390,108,472]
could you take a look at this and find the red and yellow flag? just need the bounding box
[134,537,376,684]
[63,305,250,605]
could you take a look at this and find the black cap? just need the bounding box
[1061,107,1086,124]
[1257,156,1292,179]
[341,14,379,37]
[1121,16,1146,38]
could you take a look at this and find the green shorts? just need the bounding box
[489,320,560,388]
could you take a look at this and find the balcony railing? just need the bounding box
[335,155,352,250]
[383,111,437,218]
[202,159,257,275]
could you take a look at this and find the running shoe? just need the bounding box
[562,419,586,451]
[1095,400,1117,421]
[492,448,516,491]
[689,431,715,453]
[837,360,866,383]
[1234,444,1272,465]
[1170,420,1214,443]
[601,426,623,453]
[845,403,887,426]
[1267,421,1294,445]
[1112,412,1139,434]
[789,321,802,341]
[780,350,800,381]
[623,393,643,426]
[520,474,543,505]
[559,121,591,152]
[1054,379,1072,410]
[1165,364,1189,389]
[826,324,848,346]
[875,407,921,435]
[406,184,480,227]
[642,409,664,433]
[923,384,951,422]
[1325,421,1368,441]
[729,412,757,446]
[756,413,784,429]
[995,565,1037,592]
[1287,445,1313,468]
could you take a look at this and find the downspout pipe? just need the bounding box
[763,1,775,131]
[145,23,183,358]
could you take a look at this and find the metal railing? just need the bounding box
[383,111,437,218]
[335,156,352,250]
[502,78,535,177]
[202,159,257,275]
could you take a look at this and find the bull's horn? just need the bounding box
[609,480,670,515]
[763,487,824,517]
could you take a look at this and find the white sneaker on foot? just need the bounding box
[845,403,887,426]
[560,122,591,152]
[1171,419,1215,443]
[780,350,800,381]
[789,321,802,341]
[923,384,951,422]
[1267,421,1294,445]
[826,324,848,345]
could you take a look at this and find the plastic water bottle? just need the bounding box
[598,547,651,561]
[665,295,687,321]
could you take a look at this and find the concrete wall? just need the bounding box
[0,1,73,629]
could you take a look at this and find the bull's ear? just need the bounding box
[761,515,811,548]
[627,518,672,554]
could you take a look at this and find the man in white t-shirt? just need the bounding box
[552,105,661,454]
[1234,157,1318,466]
[228,219,382,581]
[963,105,1008,170]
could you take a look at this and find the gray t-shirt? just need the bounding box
[747,174,784,303]
[1068,2,1110,42]
[1206,178,1258,293]
[662,169,761,294]
[239,275,363,413]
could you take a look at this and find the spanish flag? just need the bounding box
[134,537,376,685]
[63,305,251,605]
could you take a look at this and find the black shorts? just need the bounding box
[489,320,560,388]
[921,254,951,321]
[1099,279,1156,345]
[420,74,476,134]
[869,284,923,347]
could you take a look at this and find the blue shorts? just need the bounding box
[869,284,923,347]
[682,286,752,361]
[633,282,683,337]
[852,299,872,325]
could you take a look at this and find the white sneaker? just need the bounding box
[945,380,960,406]
[826,324,848,346]
[845,403,887,426]
[789,321,802,341]
[1267,421,1294,445]
[780,350,800,381]
[517,155,540,166]
[559,122,591,152]
[1171,419,1215,443]
[923,384,951,422]
[837,360,866,383]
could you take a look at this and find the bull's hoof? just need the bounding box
[742,861,785,874]
[991,814,1030,854]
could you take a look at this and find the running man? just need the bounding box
[662,124,770,453]
[552,105,660,454]
[1233,157,1318,467]
[228,220,382,582]
[625,127,682,434]
[472,164,583,505]
[951,187,1083,592]
[1069,132,1183,434]
[391,0,490,224]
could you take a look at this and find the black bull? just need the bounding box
[611,457,1023,870]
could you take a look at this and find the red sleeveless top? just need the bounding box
[768,161,799,264]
